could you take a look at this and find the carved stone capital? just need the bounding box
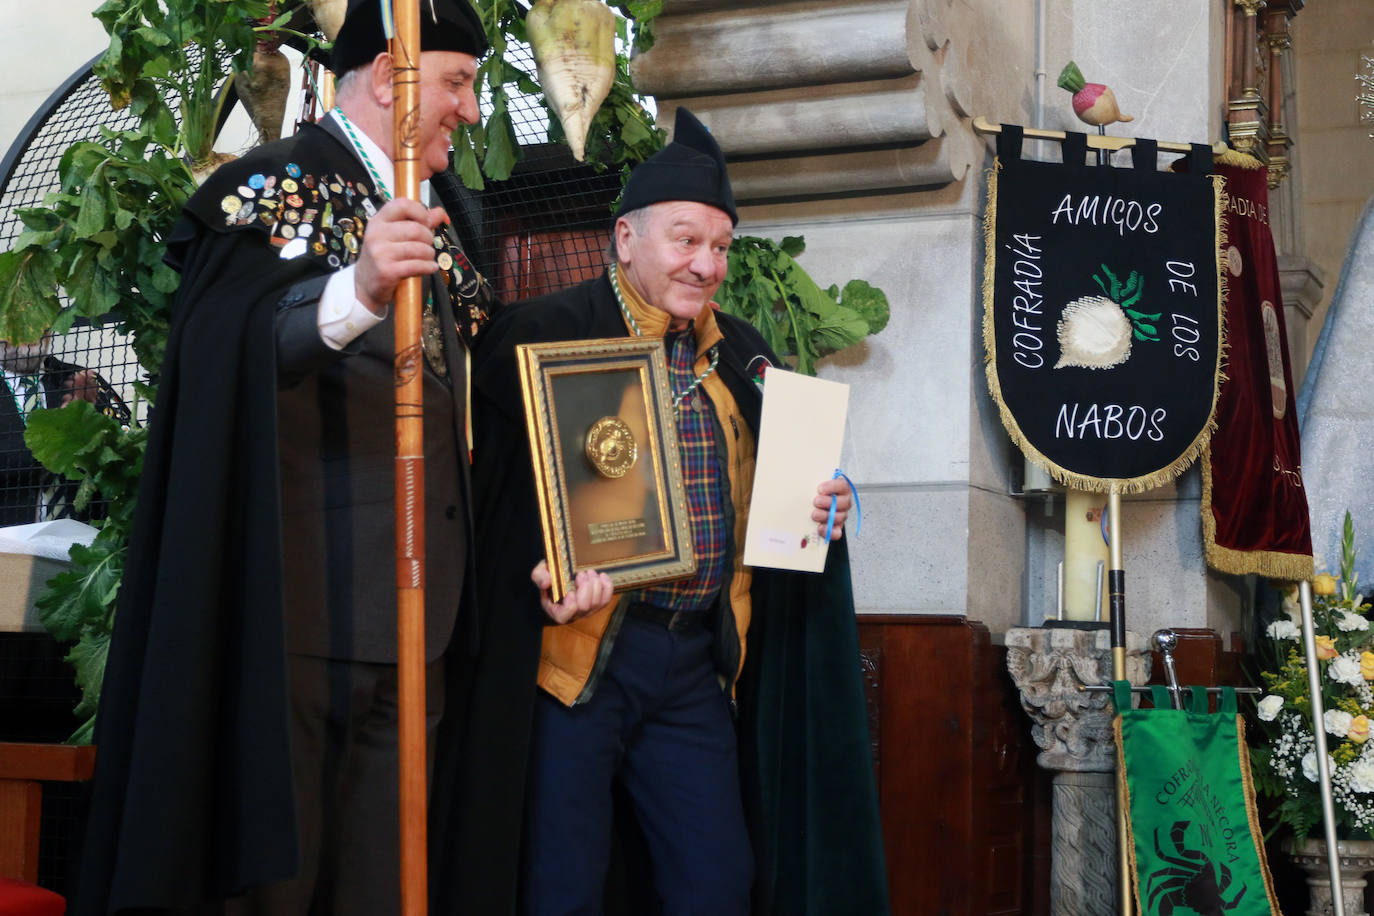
[1267,155,1291,189]
[1006,626,1150,773]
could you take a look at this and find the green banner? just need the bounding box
[1113,682,1280,915]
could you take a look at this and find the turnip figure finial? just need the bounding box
[1058,61,1134,127]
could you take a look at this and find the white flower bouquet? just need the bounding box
[1251,512,1374,839]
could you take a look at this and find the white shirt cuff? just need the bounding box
[318,266,387,350]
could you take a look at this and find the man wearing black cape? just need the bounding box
[472,108,889,915]
[75,1,517,912]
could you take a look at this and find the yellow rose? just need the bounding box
[1362,652,1374,680]
[1351,716,1372,743]
[1316,635,1338,659]
[1314,574,1339,596]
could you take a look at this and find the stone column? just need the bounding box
[1006,626,1150,916]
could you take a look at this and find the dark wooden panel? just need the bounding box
[0,743,95,782]
[0,778,41,882]
[857,615,1043,916]
[1147,627,1243,711]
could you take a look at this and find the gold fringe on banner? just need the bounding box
[981,158,1231,495]
[1235,715,1285,913]
[1113,716,1147,916]
[1214,146,1265,170]
[1200,444,1317,579]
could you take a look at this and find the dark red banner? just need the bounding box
[1201,155,1313,578]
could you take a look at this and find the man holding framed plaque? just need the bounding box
[470,108,888,914]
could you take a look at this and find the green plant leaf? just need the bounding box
[810,307,872,355]
[482,94,519,182]
[25,401,124,479]
[0,249,62,343]
[68,628,113,723]
[36,536,124,644]
[838,279,890,335]
[452,127,486,190]
[75,183,109,239]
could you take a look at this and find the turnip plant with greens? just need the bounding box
[718,236,889,376]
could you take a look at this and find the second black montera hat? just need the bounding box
[616,108,738,226]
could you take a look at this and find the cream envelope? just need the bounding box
[743,367,849,573]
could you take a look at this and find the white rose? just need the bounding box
[1326,709,1355,736]
[1351,759,1374,793]
[1338,611,1371,632]
[1303,751,1338,782]
[1257,695,1284,721]
[1267,619,1300,640]
[1331,655,1366,687]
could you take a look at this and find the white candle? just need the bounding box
[1063,488,1110,621]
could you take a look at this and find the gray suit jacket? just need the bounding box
[272,123,473,664]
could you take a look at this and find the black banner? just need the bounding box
[983,126,1224,492]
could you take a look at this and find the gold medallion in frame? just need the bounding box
[516,337,696,603]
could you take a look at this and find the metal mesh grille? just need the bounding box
[0,58,151,530]
[475,42,622,300]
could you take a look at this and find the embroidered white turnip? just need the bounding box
[1054,265,1158,370]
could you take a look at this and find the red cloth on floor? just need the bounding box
[0,877,65,915]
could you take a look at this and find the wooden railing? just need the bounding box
[0,742,94,883]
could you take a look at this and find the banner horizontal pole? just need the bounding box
[972,115,1228,157]
[1078,684,1261,695]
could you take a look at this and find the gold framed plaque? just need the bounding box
[516,337,696,603]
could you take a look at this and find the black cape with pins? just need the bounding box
[74,123,520,915]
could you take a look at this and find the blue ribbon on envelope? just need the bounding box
[825,469,861,542]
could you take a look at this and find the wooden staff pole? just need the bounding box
[1107,488,1131,916]
[389,0,428,912]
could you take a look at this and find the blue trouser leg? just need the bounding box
[521,616,752,916]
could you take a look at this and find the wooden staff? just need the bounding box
[388,0,428,912]
[1106,488,1130,916]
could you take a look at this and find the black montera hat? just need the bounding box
[330,0,489,75]
[616,108,737,226]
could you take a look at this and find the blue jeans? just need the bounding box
[521,614,753,916]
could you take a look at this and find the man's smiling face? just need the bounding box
[615,201,734,330]
[416,50,479,179]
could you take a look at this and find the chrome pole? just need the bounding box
[1299,577,1346,916]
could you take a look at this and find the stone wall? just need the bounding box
[1292,1,1374,370]
[0,4,108,159]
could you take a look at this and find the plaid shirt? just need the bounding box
[636,325,727,612]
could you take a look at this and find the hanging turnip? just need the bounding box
[308,0,347,40]
[236,43,293,145]
[1057,61,1133,128]
[527,0,616,161]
